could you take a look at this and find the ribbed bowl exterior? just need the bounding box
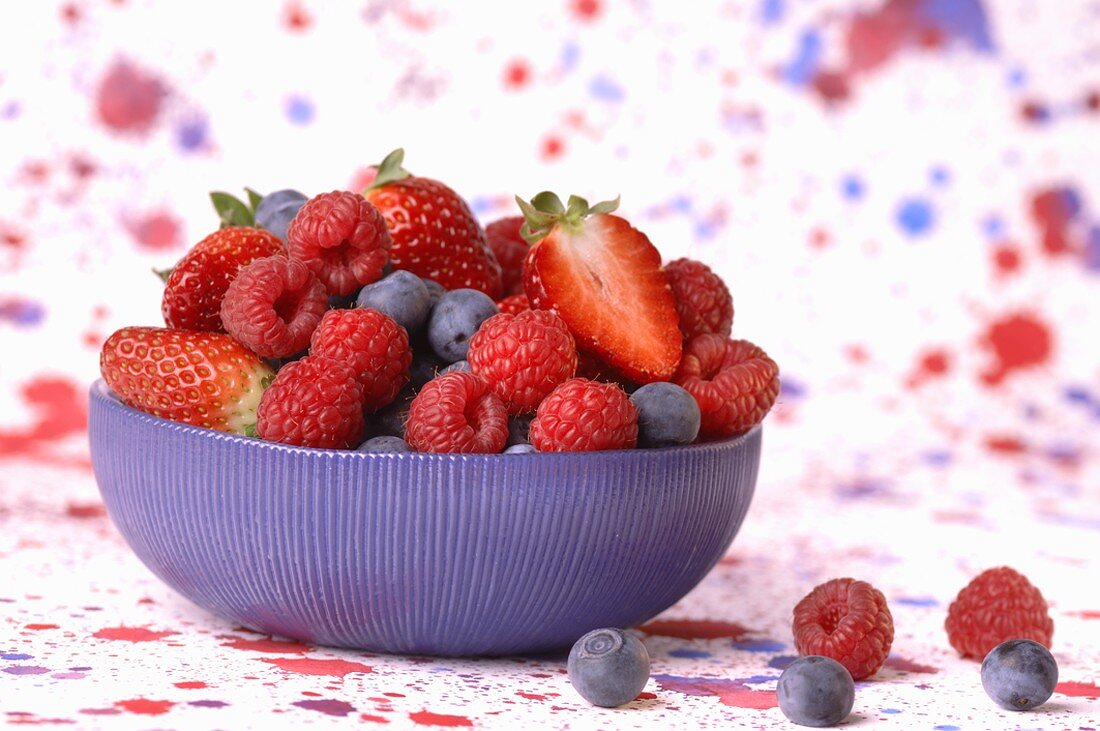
[88,380,761,656]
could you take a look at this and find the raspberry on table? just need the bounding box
[286,190,391,296]
[468,310,578,414]
[496,293,530,316]
[485,216,529,297]
[792,578,894,680]
[945,567,1054,660]
[664,258,734,340]
[675,334,779,440]
[309,308,412,413]
[256,355,365,449]
[219,255,327,358]
[530,378,638,452]
[405,372,508,453]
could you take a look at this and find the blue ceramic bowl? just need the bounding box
[88,380,761,656]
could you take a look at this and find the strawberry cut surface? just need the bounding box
[526,213,681,383]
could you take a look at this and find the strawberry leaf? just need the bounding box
[244,187,263,212]
[152,266,173,284]
[531,191,565,215]
[365,148,411,192]
[588,197,621,215]
[210,191,255,228]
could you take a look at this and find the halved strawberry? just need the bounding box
[517,193,681,383]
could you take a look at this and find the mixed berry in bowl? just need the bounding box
[100,148,780,453]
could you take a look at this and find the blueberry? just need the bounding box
[567,628,650,708]
[366,389,414,438]
[357,435,412,453]
[507,415,532,446]
[630,382,700,447]
[254,189,307,241]
[504,443,537,454]
[439,360,471,375]
[356,271,432,333]
[421,278,445,304]
[327,293,356,310]
[426,289,498,363]
[409,352,445,390]
[776,656,854,727]
[981,639,1058,711]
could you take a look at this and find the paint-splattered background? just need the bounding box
[2,0,1098,728]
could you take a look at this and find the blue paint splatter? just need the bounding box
[0,298,46,327]
[782,30,823,86]
[669,648,712,659]
[917,0,995,52]
[768,655,797,670]
[895,596,939,607]
[694,220,718,241]
[1,654,33,661]
[1083,225,1100,272]
[669,195,692,214]
[1064,386,1095,406]
[841,174,865,201]
[881,708,902,714]
[981,213,1004,238]
[760,0,784,25]
[922,450,953,466]
[1,101,20,120]
[468,196,495,216]
[3,665,50,675]
[896,198,935,237]
[176,116,208,152]
[737,674,780,684]
[929,165,951,187]
[731,639,786,653]
[589,75,625,103]
[285,95,315,125]
[780,377,806,399]
[560,42,580,72]
[933,725,961,731]
[1007,66,1027,88]
[189,700,229,708]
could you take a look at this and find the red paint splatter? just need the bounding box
[810,70,852,103]
[0,377,87,462]
[79,708,121,716]
[114,699,175,715]
[992,245,1022,278]
[636,691,657,700]
[93,626,177,642]
[293,699,356,717]
[1055,680,1100,698]
[95,60,165,134]
[883,655,939,674]
[283,1,312,31]
[125,210,182,252]
[24,624,59,631]
[569,0,602,22]
[906,348,951,388]
[515,691,546,701]
[69,155,97,180]
[979,312,1053,385]
[1020,100,1049,124]
[360,714,389,723]
[60,3,81,24]
[1066,610,1100,620]
[716,686,779,709]
[408,710,473,727]
[503,60,531,89]
[653,675,776,709]
[66,502,106,519]
[1085,90,1100,112]
[220,635,312,654]
[260,657,372,678]
[809,228,830,248]
[174,681,207,689]
[638,619,750,640]
[845,9,906,74]
[984,435,1027,455]
[540,135,565,161]
[1029,187,1081,259]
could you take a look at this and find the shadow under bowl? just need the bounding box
[88,380,761,656]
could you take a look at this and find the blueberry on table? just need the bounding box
[777,656,855,727]
[356,270,433,334]
[567,628,650,708]
[357,436,412,453]
[439,360,471,375]
[630,381,701,447]
[426,289,498,363]
[981,639,1058,711]
[254,189,307,241]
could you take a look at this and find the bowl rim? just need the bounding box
[89,379,761,462]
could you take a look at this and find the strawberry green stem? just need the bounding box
[363,148,411,193]
[514,192,620,244]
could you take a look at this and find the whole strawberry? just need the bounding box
[100,326,274,434]
[518,193,682,383]
[485,216,529,296]
[363,149,502,298]
[161,227,285,332]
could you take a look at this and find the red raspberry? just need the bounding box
[256,355,364,449]
[220,256,327,358]
[945,567,1054,659]
[485,216,529,296]
[309,308,412,413]
[530,378,637,452]
[468,310,578,414]
[674,334,779,440]
[664,258,734,340]
[496,293,530,316]
[286,191,391,296]
[405,372,508,453]
[793,578,895,680]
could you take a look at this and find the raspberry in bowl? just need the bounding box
[90,167,778,656]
